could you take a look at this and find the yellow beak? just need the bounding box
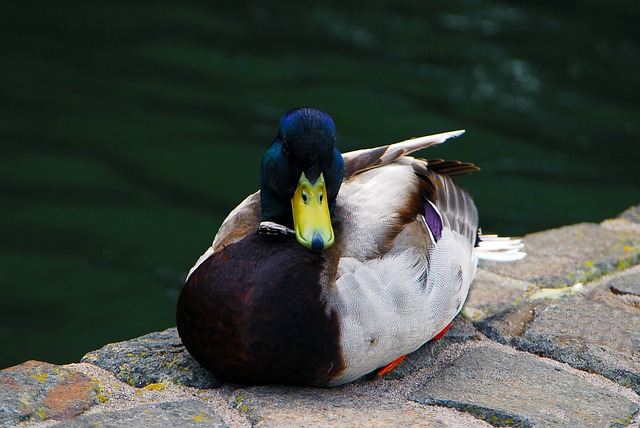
[291,172,334,252]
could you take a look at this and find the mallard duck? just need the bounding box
[177,108,524,387]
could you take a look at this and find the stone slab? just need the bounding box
[81,327,221,389]
[231,385,489,427]
[608,264,640,297]
[464,269,535,320]
[477,284,640,394]
[480,223,640,288]
[52,399,227,428]
[8,206,640,427]
[410,345,639,427]
[0,361,99,426]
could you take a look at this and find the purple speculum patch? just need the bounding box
[424,201,442,242]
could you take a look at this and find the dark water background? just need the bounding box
[1,1,638,369]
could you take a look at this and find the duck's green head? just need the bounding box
[260,108,344,252]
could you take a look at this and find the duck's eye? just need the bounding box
[281,141,289,155]
[302,192,309,204]
[318,192,323,203]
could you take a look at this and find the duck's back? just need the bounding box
[323,156,479,385]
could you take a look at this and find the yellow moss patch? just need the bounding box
[192,413,212,422]
[32,373,48,382]
[617,259,631,270]
[527,283,584,300]
[233,394,248,412]
[143,383,166,391]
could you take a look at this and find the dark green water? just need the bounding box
[1,1,638,369]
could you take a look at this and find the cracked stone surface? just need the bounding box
[607,264,640,297]
[477,276,640,394]
[230,385,489,427]
[53,400,227,428]
[3,206,640,427]
[81,328,221,389]
[410,344,639,427]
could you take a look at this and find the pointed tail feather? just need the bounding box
[343,130,465,176]
[476,234,526,261]
[378,130,466,162]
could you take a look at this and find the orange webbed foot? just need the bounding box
[431,322,452,342]
[375,355,406,378]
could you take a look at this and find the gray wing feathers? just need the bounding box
[430,173,479,246]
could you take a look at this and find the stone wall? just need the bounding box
[2,206,640,427]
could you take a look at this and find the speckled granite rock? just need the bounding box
[52,400,227,428]
[229,385,489,427]
[608,264,640,297]
[464,269,535,320]
[410,344,639,427]
[4,205,640,427]
[0,361,99,426]
[81,328,221,389]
